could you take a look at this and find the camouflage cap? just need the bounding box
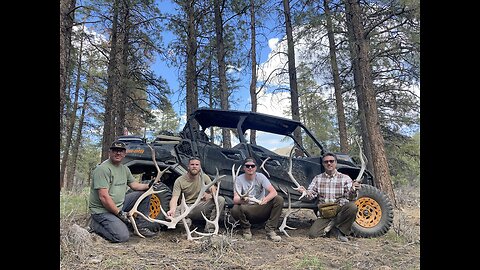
[110,141,126,150]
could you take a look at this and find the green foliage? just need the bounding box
[295,255,324,270]
[60,187,90,218]
[75,140,102,187]
[385,131,420,187]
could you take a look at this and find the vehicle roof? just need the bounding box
[191,108,303,135]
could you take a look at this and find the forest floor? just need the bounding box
[60,186,420,270]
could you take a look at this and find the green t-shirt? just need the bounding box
[172,172,212,204]
[88,159,135,214]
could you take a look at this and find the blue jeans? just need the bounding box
[90,191,152,243]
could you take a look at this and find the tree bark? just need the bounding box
[185,0,198,120]
[324,0,349,153]
[249,0,257,145]
[214,0,231,148]
[344,0,397,206]
[59,0,76,190]
[282,0,302,149]
[101,0,120,161]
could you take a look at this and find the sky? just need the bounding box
[151,0,291,125]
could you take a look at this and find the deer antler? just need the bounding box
[127,144,171,238]
[278,186,298,237]
[287,147,307,200]
[354,138,367,183]
[232,164,262,204]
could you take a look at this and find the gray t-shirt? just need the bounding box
[235,172,271,204]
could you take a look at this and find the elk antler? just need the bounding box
[278,186,299,237]
[187,168,223,239]
[287,147,307,200]
[127,143,171,238]
[232,164,262,204]
[354,138,367,183]
[259,157,271,178]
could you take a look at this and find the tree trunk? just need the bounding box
[59,0,76,190]
[214,0,231,148]
[101,0,120,162]
[117,3,131,137]
[344,0,397,206]
[282,0,302,149]
[185,0,198,120]
[61,26,83,190]
[324,0,348,153]
[66,81,89,192]
[249,0,257,145]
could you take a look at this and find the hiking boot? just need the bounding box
[138,227,157,238]
[266,230,281,242]
[242,228,252,240]
[336,230,349,242]
[324,220,334,235]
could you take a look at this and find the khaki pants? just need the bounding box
[308,201,358,238]
[230,195,284,232]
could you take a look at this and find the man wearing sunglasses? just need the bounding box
[298,152,361,242]
[231,158,284,242]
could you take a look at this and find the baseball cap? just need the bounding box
[243,157,256,165]
[110,141,126,150]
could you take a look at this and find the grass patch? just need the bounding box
[60,187,89,219]
[296,255,324,270]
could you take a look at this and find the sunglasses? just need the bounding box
[323,160,335,164]
[245,164,256,168]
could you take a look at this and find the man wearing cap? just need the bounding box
[231,157,284,242]
[88,140,157,243]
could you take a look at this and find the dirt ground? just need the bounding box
[60,192,420,270]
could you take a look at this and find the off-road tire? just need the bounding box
[352,184,394,237]
[136,181,172,232]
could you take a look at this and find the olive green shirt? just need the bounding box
[89,159,135,214]
[172,172,212,204]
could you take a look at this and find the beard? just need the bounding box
[189,168,200,176]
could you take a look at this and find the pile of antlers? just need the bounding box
[127,144,225,240]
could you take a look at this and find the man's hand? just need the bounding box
[166,209,175,220]
[352,181,361,191]
[202,192,213,201]
[117,210,131,224]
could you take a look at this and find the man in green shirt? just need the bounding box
[89,141,157,242]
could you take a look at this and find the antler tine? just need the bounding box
[260,157,271,178]
[287,146,307,200]
[278,185,298,237]
[354,138,367,183]
[232,164,261,204]
[195,169,222,237]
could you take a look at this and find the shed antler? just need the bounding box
[128,144,225,240]
[354,138,367,183]
[287,147,307,200]
[260,157,271,178]
[127,144,171,238]
[278,186,299,237]
[232,164,262,204]
[162,170,225,239]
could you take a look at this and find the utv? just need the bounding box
[119,108,394,237]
